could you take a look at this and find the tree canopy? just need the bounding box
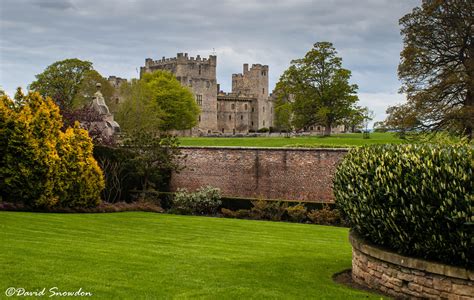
[29,58,114,113]
[388,0,473,139]
[274,42,359,135]
[116,70,200,134]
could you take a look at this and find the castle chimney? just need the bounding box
[243,63,249,73]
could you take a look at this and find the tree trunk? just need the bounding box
[465,89,473,141]
[324,124,331,136]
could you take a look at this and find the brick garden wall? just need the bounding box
[170,147,348,202]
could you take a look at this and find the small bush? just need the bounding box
[307,205,341,225]
[334,144,473,267]
[250,200,287,221]
[173,186,222,215]
[286,204,308,223]
[257,127,269,133]
[220,208,250,219]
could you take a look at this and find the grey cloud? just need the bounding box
[33,0,75,10]
[0,0,419,122]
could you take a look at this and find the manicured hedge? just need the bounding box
[334,144,473,267]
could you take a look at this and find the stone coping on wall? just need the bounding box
[179,146,350,152]
[349,231,473,281]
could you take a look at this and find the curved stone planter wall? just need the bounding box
[349,232,473,299]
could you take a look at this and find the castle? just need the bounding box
[139,53,274,135]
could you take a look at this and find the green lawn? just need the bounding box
[179,132,403,148]
[0,212,382,299]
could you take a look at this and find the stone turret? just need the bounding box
[232,64,272,130]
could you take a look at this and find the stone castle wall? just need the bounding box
[217,95,253,134]
[350,232,474,299]
[170,146,348,202]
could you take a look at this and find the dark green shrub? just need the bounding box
[307,205,341,225]
[93,145,141,203]
[173,186,222,215]
[250,200,287,221]
[257,127,269,133]
[220,208,250,219]
[334,144,473,267]
[286,204,308,223]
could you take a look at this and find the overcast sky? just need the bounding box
[0,0,419,125]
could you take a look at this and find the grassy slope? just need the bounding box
[179,132,403,148]
[0,212,381,299]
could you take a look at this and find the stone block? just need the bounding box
[397,271,414,282]
[433,277,452,292]
[388,277,403,287]
[422,286,441,297]
[408,282,423,293]
[452,283,474,297]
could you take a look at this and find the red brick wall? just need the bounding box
[170,147,348,203]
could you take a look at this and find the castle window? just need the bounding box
[263,120,265,126]
[222,128,224,133]
[263,106,265,113]
[241,115,243,120]
[199,115,201,122]
[251,121,254,126]
[244,104,247,110]
[317,126,321,131]
[261,71,266,76]
[196,94,202,106]
[251,107,254,112]
[217,103,219,109]
[262,88,265,94]
[189,80,193,87]
[231,104,235,110]
[199,65,202,75]
[229,115,231,120]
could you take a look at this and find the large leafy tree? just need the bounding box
[392,0,474,139]
[116,70,199,134]
[29,58,93,110]
[275,42,359,136]
[114,71,195,196]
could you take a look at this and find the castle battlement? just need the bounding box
[144,53,216,69]
[232,63,269,78]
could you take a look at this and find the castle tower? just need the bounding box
[232,64,272,130]
[140,53,218,134]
